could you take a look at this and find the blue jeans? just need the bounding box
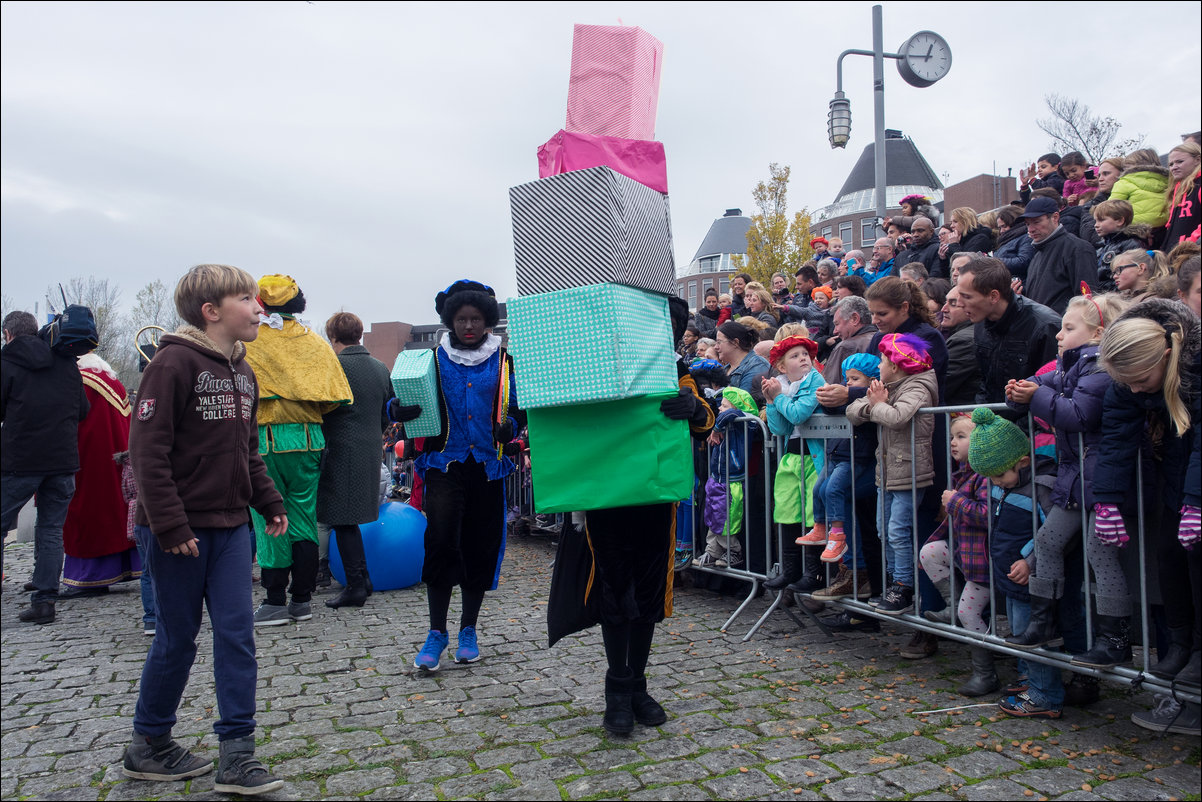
[0,473,75,603]
[133,538,156,626]
[1006,596,1065,709]
[815,460,875,571]
[881,487,925,586]
[133,523,258,741]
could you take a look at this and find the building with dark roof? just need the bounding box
[812,130,944,249]
[674,208,751,310]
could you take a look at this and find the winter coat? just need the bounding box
[765,369,828,471]
[317,346,395,526]
[973,295,1061,405]
[1164,173,1201,248]
[994,222,1037,279]
[1093,299,1201,514]
[129,326,285,550]
[1110,167,1171,226]
[1025,225,1099,314]
[1096,225,1151,290]
[925,466,990,585]
[694,307,721,339]
[943,321,980,407]
[1006,344,1111,509]
[851,258,895,286]
[988,462,1055,603]
[709,407,758,483]
[940,225,997,274]
[845,368,938,491]
[896,239,943,278]
[0,335,89,475]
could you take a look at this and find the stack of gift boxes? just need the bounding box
[506,24,690,513]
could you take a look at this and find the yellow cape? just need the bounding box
[244,318,352,424]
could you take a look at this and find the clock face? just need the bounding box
[899,31,951,86]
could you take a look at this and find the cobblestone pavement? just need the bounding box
[3,534,1199,801]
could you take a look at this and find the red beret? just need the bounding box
[769,336,818,365]
[810,237,829,248]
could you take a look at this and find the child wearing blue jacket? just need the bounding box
[694,387,760,569]
[968,408,1061,719]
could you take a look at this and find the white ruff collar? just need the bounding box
[440,332,501,366]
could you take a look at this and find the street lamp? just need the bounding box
[827,91,851,149]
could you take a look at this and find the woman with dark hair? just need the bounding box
[715,321,770,406]
[389,280,524,672]
[318,312,395,610]
[993,205,1036,280]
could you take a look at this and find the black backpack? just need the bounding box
[40,304,99,356]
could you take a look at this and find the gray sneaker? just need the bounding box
[214,736,283,795]
[253,603,289,627]
[1131,695,1201,736]
[122,733,212,782]
[287,601,312,621]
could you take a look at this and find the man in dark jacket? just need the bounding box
[954,255,1060,406]
[896,217,943,277]
[940,280,981,406]
[0,311,90,624]
[821,296,877,386]
[1021,197,1098,314]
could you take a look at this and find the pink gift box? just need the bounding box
[565,24,663,141]
[537,130,668,194]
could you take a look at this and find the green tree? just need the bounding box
[731,163,814,286]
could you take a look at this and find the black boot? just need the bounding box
[1151,626,1192,680]
[18,601,55,625]
[630,675,667,726]
[327,530,369,609]
[603,670,634,737]
[1174,650,1201,688]
[1006,594,1062,650]
[315,559,332,590]
[765,546,804,590]
[958,646,999,697]
[325,572,368,608]
[1072,615,1132,668]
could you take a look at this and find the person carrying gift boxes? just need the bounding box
[388,280,524,673]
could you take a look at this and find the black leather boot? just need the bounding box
[958,646,999,697]
[630,675,667,726]
[1006,594,1062,650]
[602,670,634,737]
[325,568,368,608]
[765,546,804,590]
[1071,615,1132,668]
[1151,626,1192,680]
[1174,650,1201,688]
[18,601,55,625]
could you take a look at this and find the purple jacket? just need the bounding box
[1006,343,1110,508]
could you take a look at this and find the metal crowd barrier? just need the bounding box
[684,402,1200,704]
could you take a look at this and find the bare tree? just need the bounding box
[129,279,181,332]
[1036,94,1145,163]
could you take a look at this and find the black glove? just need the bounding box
[388,399,422,423]
[660,388,698,421]
[493,419,514,444]
[502,440,524,456]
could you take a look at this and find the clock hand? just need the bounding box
[924,44,933,61]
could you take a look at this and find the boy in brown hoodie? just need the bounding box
[124,264,287,796]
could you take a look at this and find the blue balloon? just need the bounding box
[328,502,426,591]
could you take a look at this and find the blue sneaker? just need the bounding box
[414,630,449,672]
[455,626,481,663]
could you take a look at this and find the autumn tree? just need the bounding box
[731,163,814,287]
[1036,94,1145,163]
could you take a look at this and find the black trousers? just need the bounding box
[261,540,318,604]
[586,503,675,625]
[421,459,506,592]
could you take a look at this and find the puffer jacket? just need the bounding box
[1093,299,1201,514]
[941,224,997,274]
[1006,344,1111,509]
[994,222,1036,280]
[845,368,938,491]
[989,461,1056,603]
[1109,166,1171,226]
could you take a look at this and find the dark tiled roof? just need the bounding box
[835,137,943,199]
[691,214,752,261]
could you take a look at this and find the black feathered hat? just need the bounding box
[435,280,500,329]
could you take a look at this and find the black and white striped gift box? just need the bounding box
[510,166,675,296]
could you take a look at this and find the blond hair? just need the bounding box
[1099,316,1189,436]
[1114,249,1170,287]
[1165,141,1201,217]
[950,207,980,233]
[744,286,780,323]
[174,264,258,328]
[1065,293,1128,339]
[775,322,811,341]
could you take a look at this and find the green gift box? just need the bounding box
[506,283,678,408]
[525,392,692,513]
[389,350,442,438]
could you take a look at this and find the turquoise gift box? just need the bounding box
[525,392,692,513]
[506,283,678,408]
[389,350,442,438]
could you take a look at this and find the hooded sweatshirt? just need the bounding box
[130,325,284,550]
[0,335,89,475]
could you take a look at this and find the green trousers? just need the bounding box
[253,448,321,570]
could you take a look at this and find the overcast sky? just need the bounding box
[3,1,1200,336]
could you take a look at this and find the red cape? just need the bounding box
[63,367,131,559]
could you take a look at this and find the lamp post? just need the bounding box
[828,5,951,222]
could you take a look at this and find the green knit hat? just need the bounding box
[720,386,759,415]
[968,407,1029,477]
